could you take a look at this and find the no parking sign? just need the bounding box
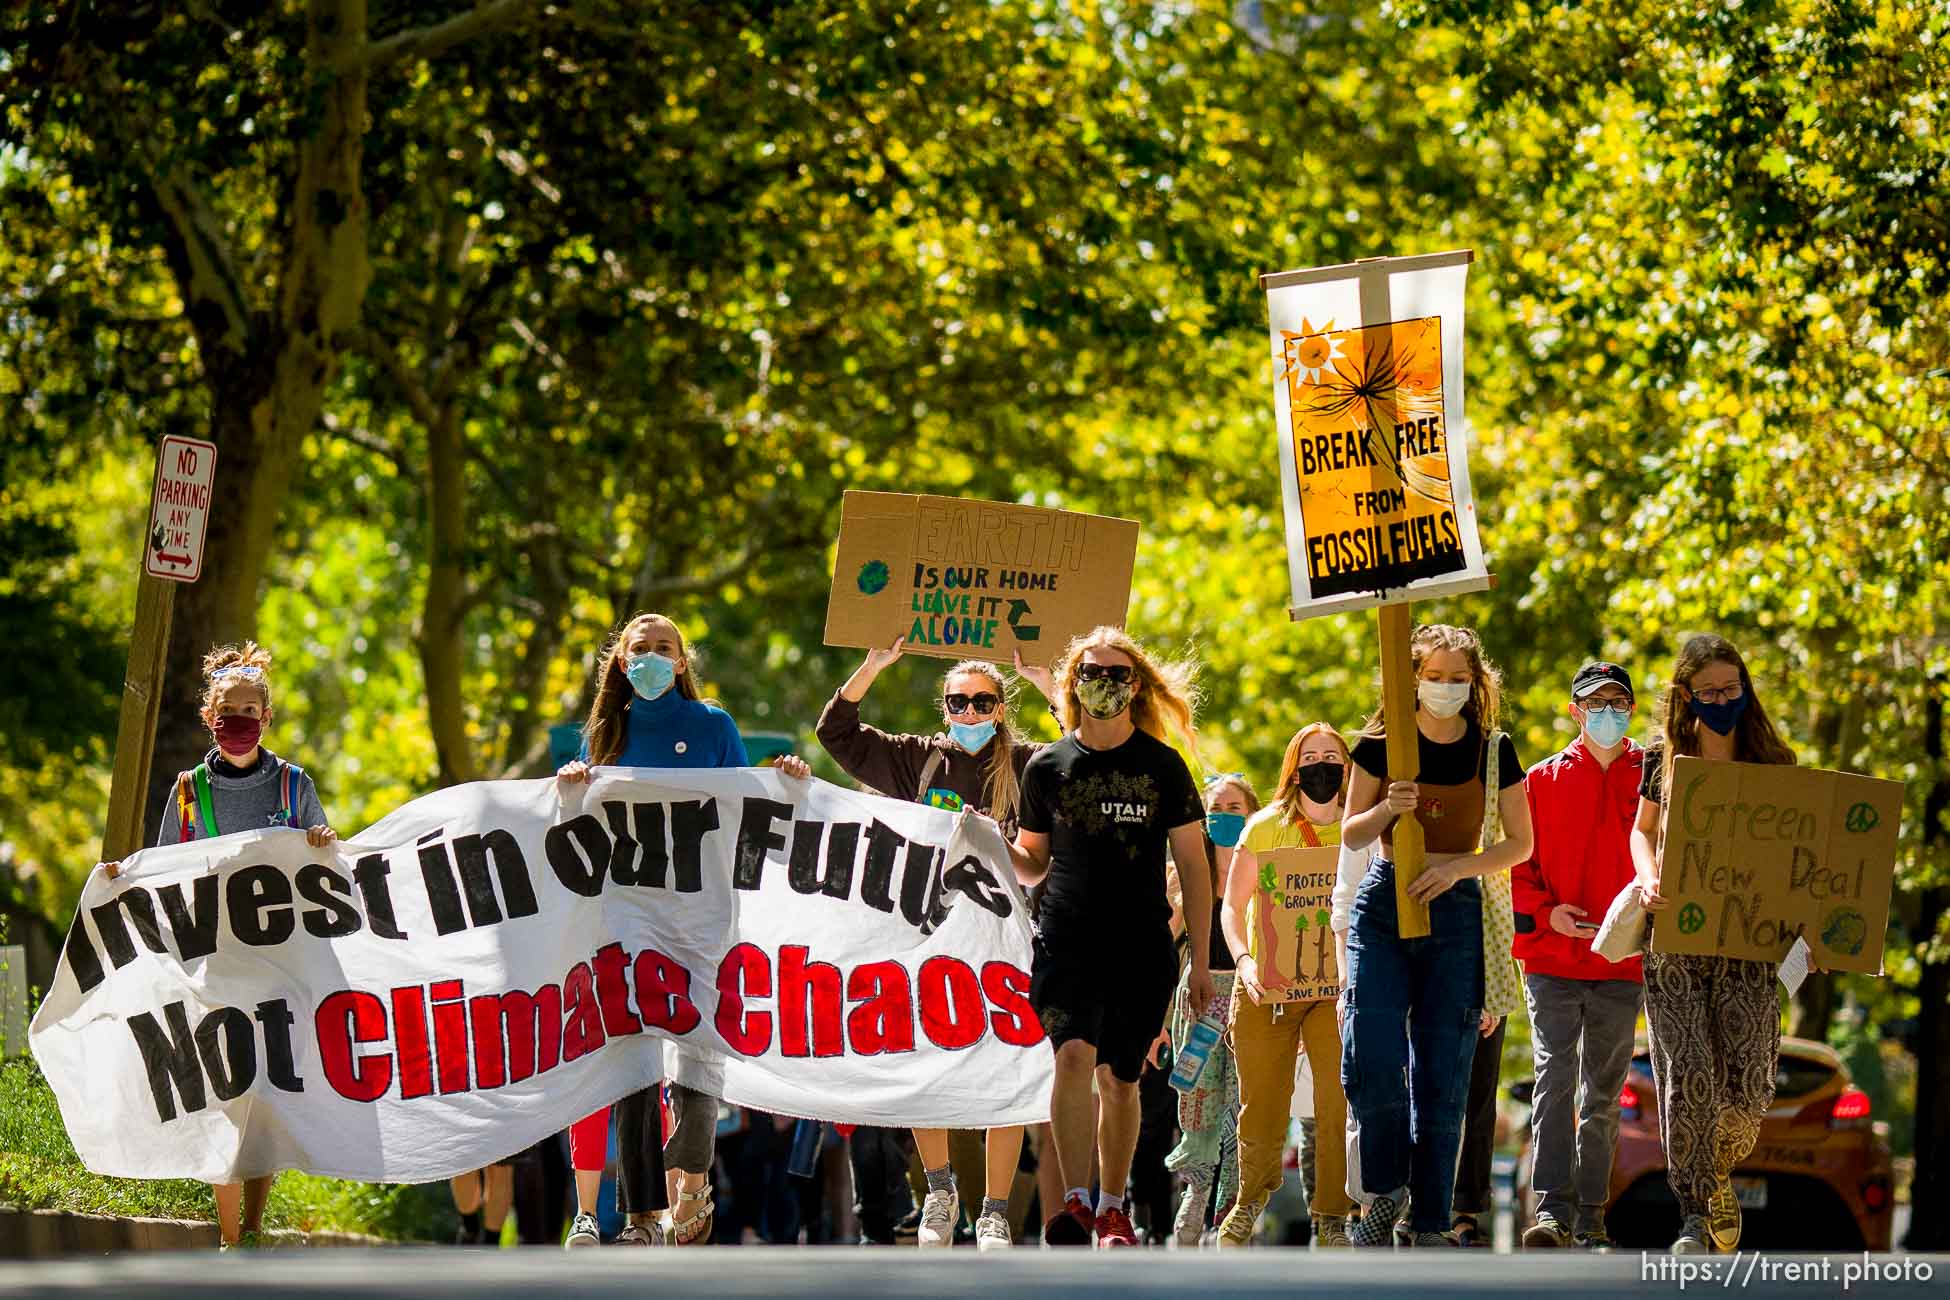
[143,434,217,583]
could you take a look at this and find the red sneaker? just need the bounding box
[1094,1205,1137,1248]
[1043,1194,1095,1247]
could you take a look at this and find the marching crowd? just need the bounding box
[118,612,1798,1255]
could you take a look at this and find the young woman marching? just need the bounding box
[1006,627,1212,1249]
[129,643,336,1249]
[1217,724,1358,1248]
[1629,634,1796,1255]
[558,613,749,1248]
[1339,624,1532,1247]
[1161,774,1255,1247]
[814,636,1054,1251]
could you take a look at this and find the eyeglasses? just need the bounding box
[1689,684,1744,705]
[1075,663,1136,685]
[1579,699,1632,717]
[943,692,1001,717]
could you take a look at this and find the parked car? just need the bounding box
[1511,1035,1894,1250]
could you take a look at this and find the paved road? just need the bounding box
[0,1249,1943,1298]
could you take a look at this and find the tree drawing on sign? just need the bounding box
[1313,908,1335,982]
[1293,908,1311,987]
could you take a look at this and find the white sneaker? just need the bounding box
[918,1187,959,1248]
[975,1209,1011,1251]
[1171,1181,1209,1248]
[565,1211,600,1248]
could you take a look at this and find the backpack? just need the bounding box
[176,760,305,841]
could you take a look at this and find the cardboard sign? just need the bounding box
[823,491,1139,666]
[143,434,218,583]
[1654,757,1903,975]
[1262,252,1491,616]
[1252,846,1343,1003]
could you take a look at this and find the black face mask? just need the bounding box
[1297,762,1344,804]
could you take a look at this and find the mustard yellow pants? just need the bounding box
[1230,990,1354,1216]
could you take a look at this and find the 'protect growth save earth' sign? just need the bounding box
[1255,846,1343,1004]
[1654,757,1903,975]
[822,491,1139,666]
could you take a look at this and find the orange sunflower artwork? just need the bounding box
[1280,315,1462,596]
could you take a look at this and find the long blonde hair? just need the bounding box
[1360,623,1502,739]
[1657,633,1796,797]
[582,613,702,765]
[1053,625,1200,755]
[1273,722,1350,825]
[942,659,1024,824]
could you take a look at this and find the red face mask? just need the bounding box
[212,714,263,757]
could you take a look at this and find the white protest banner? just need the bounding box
[1262,251,1492,617]
[31,770,1050,1184]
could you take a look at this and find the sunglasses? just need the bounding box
[944,692,1002,717]
[211,665,266,682]
[1075,663,1136,685]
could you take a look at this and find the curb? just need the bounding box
[0,1205,386,1257]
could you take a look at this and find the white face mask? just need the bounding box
[1418,680,1471,719]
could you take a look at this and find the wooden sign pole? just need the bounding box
[1352,258,1431,938]
[100,573,175,863]
[1377,601,1429,937]
[101,435,215,864]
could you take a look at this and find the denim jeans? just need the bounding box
[1341,858,1484,1233]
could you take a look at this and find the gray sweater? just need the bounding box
[156,747,328,846]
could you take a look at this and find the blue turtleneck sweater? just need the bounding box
[588,690,748,769]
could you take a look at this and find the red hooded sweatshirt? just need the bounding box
[1510,736,1645,983]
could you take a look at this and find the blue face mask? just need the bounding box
[624,651,678,701]
[947,719,997,753]
[1206,812,1246,847]
[1688,692,1749,736]
[1580,702,1631,749]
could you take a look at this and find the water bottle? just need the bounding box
[1169,1016,1223,1091]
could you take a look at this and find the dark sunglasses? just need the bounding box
[943,692,1002,716]
[1076,663,1136,684]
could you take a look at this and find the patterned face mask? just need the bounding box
[1076,676,1136,720]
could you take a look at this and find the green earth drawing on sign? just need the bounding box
[857,559,891,595]
[1821,906,1868,956]
[1843,802,1880,833]
[1677,902,1707,935]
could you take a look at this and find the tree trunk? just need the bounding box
[138,0,371,839]
[1906,681,1949,1250]
[417,401,479,786]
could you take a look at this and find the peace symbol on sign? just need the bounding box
[1677,902,1707,935]
[1844,802,1880,834]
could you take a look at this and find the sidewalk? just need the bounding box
[0,1205,381,1256]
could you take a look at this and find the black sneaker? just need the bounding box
[1348,1193,1401,1248]
[1452,1216,1490,1248]
[1574,1226,1615,1252]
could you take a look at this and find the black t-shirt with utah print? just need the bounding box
[1018,728,1204,947]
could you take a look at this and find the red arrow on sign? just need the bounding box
[156,551,193,567]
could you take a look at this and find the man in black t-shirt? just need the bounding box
[1007,636,1211,1249]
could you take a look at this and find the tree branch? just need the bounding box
[368,0,548,74]
[145,166,255,355]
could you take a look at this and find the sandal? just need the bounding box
[670,1183,715,1246]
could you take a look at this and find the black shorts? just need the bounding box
[1029,926,1178,1083]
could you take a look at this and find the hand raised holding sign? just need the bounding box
[1011,647,1057,707]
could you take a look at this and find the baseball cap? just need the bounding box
[1571,661,1634,700]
